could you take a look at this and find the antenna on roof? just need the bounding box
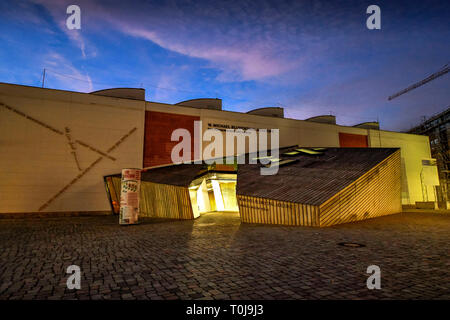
[41,68,46,88]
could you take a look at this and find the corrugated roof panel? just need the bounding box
[141,164,205,187]
[236,147,399,205]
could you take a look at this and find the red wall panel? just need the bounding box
[339,132,368,147]
[143,111,200,167]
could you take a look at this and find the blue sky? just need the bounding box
[0,0,449,131]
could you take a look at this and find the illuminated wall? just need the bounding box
[319,150,402,226]
[139,180,194,219]
[196,179,211,213]
[367,129,437,204]
[220,182,239,211]
[186,173,238,214]
[239,195,319,226]
[0,83,145,213]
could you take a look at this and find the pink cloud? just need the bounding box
[122,25,298,81]
[30,0,304,81]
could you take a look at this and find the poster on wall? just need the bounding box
[119,168,141,225]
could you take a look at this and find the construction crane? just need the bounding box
[388,63,449,101]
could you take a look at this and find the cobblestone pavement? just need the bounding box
[0,211,448,300]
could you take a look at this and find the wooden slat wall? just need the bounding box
[319,150,402,226]
[139,181,194,220]
[237,151,401,227]
[237,195,320,226]
[111,177,121,202]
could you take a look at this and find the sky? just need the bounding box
[0,0,449,131]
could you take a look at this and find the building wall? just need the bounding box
[105,176,121,213]
[429,123,450,206]
[367,129,435,204]
[146,101,435,205]
[319,150,402,226]
[0,83,436,214]
[140,181,194,219]
[238,195,320,226]
[408,109,450,207]
[220,182,239,211]
[0,83,145,213]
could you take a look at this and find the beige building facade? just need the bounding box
[0,83,145,213]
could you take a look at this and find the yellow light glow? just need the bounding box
[296,148,323,155]
[211,180,225,211]
[251,156,272,161]
[197,185,206,212]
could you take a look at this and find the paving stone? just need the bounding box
[0,211,448,300]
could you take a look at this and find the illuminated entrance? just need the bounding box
[188,165,239,218]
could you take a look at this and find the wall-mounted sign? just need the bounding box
[207,123,267,132]
[119,168,141,225]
